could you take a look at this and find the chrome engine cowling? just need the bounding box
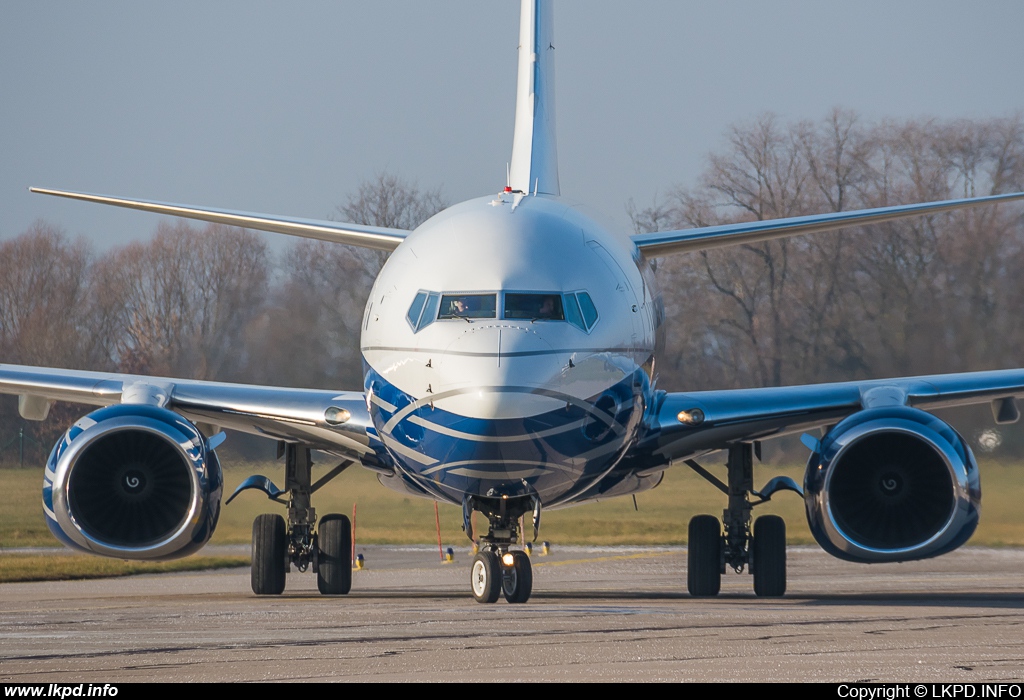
[804,406,980,563]
[42,404,223,561]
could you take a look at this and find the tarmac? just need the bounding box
[2,545,1024,682]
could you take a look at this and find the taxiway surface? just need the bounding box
[2,545,1023,682]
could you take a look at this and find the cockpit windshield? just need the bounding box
[503,293,564,321]
[438,294,497,319]
[407,290,597,332]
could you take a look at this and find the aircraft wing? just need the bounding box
[0,363,381,463]
[630,192,1024,257]
[640,368,1024,465]
[30,188,410,252]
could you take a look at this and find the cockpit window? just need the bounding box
[439,294,497,319]
[563,291,598,332]
[577,292,598,329]
[563,293,584,329]
[407,292,427,328]
[407,290,441,332]
[420,290,595,329]
[504,293,564,321]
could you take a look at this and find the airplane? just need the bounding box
[4,0,1024,604]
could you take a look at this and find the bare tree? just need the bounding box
[0,223,122,462]
[332,170,449,278]
[662,114,814,387]
[254,172,448,389]
[0,222,105,369]
[96,221,269,380]
[634,111,1024,398]
[338,171,447,231]
[626,195,675,236]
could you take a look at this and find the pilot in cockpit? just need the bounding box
[536,296,557,319]
[448,297,470,316]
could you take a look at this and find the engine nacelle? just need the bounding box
[804,406,980,563]
[42,404,223,561]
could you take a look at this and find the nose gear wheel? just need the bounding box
[471,551,501,603]
[502,550,533,603]
[466,495,537,603]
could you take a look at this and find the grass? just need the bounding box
[1,459,812,549]
[0,554,250,583]
[4,457,1024,580]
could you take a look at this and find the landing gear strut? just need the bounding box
[241,443,353,595]
[684,442,797,598]
[464,494,537,604]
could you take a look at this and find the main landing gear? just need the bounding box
[683,442,801,598]
[228,442,354,596]
[464,494,538,604]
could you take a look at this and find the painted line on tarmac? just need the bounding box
[532,551,676,568]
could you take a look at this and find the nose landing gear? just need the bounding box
[470,547,533,604]
[465,495,536,604]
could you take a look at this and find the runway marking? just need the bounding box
[532,551,676,568]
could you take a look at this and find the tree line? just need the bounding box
[2,113,1023,462]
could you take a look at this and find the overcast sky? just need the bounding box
[2,1,1022,249]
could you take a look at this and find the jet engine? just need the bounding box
[804,406,980,563]
[42,404,223,560]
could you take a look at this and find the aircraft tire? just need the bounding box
[503,550,533,603]
[252,513,286,595]
[687,514,722,597]
[471,551,501,603]
[317,514,352,595]
[752,515,786,597]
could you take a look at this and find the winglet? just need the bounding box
[509,0,559,196]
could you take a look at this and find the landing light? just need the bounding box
[677,408,705,425]
[501,552,515,567]
[324,407,351,425]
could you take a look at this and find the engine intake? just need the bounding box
[804,407,980,563]
[43,404,223,560]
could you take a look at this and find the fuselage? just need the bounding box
[361,193,663,507]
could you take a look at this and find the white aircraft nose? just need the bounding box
[432,324,570,419]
